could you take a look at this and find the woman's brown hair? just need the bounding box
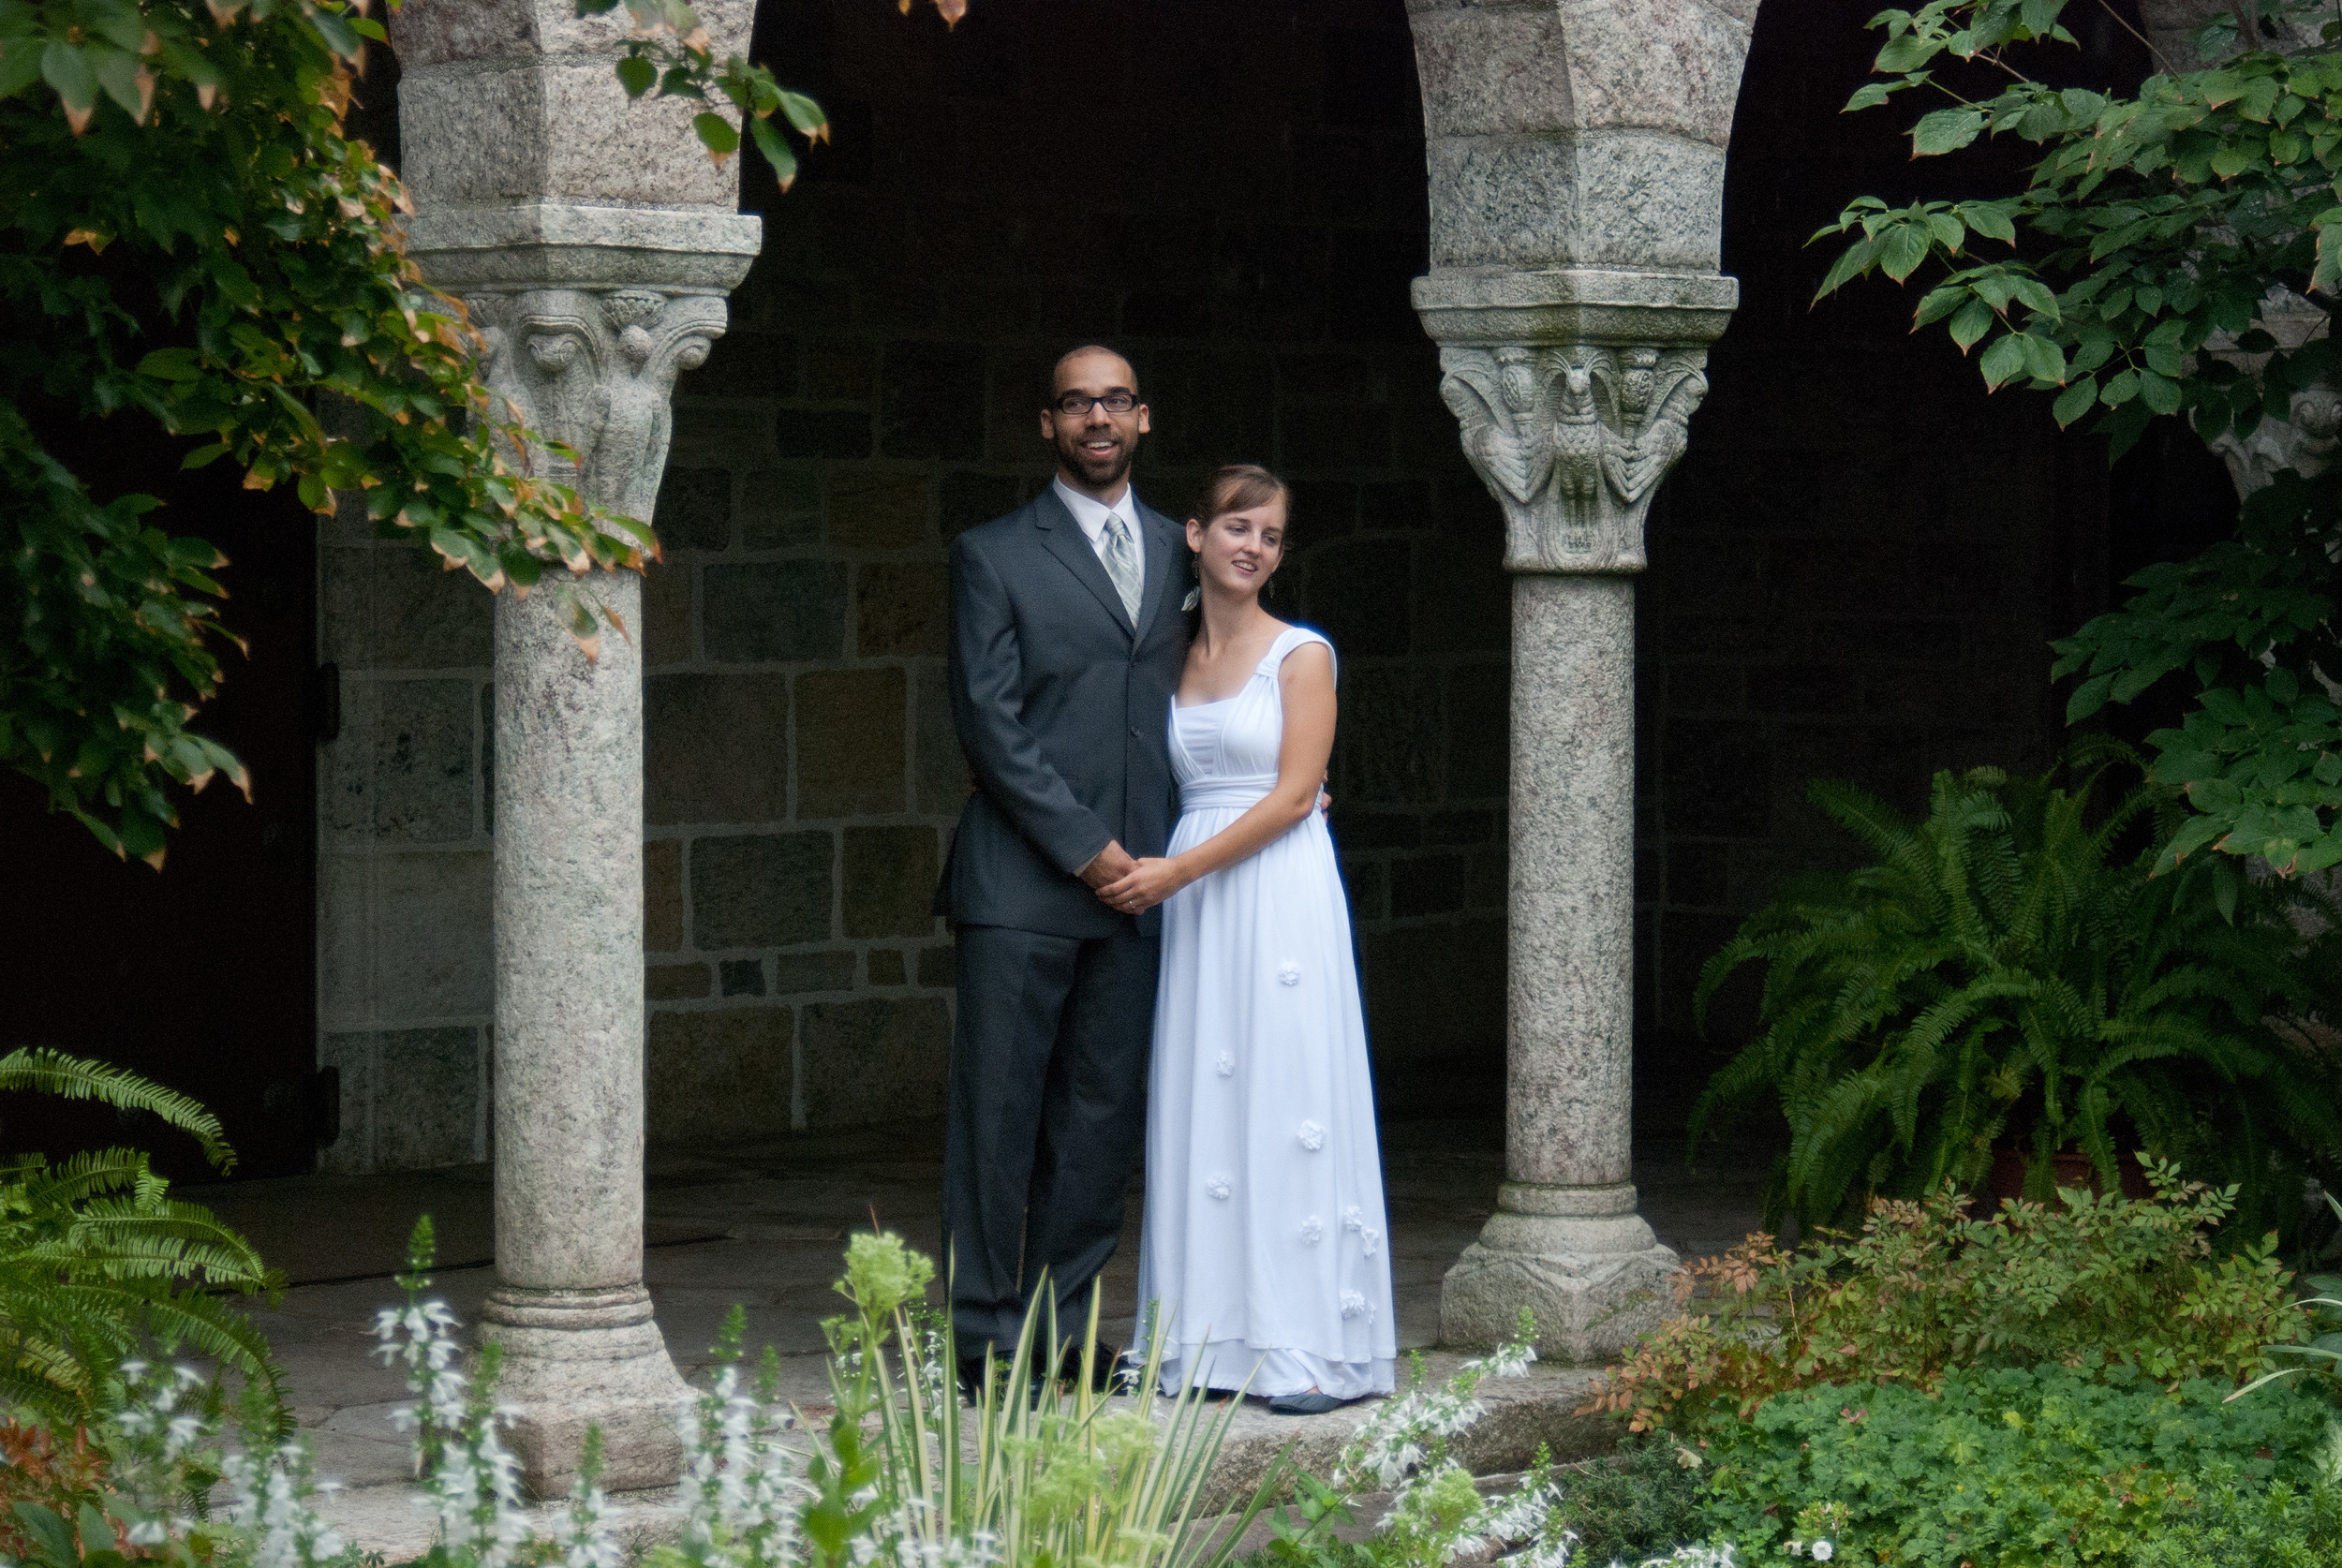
[1189,463,1290,529]
[1187,464,1293,612]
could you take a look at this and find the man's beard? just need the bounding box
[1059,428,1134,490]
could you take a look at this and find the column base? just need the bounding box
[1439,1183,1682,1364]
[478,1284,690,1497]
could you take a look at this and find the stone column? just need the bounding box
[390,0,761,1494]
[1404,0,1758,1363]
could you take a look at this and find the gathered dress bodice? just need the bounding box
[1169,626,1330,815]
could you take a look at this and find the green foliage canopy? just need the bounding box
[0,0,859,865]
[1816,1,2342,877]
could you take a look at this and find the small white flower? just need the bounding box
[1299,1215,1324,1245]
[1786,1543,1803,1560]
[1811,1544,1834,1562]
[1206,1175,1233,1200]
[1215,1051,1236,1077]
[1278,960,1301,986]
[1362,1226,1383,1257]
[1342,1206,1364,1232]
[1297,1119,1325,1151]
[1341,1291,1369,1320]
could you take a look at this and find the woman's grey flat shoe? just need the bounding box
[1267,1391,1349,1415]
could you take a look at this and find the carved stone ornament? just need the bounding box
[2204,384,2342,496]
[2197,287,2341,498]
[464,287,727,523]
[1439,342,1709,573]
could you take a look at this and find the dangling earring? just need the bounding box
[1181,548,1200,612]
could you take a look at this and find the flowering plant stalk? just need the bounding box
[814,1230,1276,1568]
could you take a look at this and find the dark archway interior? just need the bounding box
[0,1,2248,1179]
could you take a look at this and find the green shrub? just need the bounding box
[1690,754,2342,1243]
[1697,1362,2334,1566]
[1546,1434,1708,1565]
[1583,1174,2304,1434]
[2125,1478,2342,1568]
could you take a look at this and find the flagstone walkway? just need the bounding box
[196,1119,1769,1557]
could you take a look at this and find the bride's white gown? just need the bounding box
[1134,625,1397,1398]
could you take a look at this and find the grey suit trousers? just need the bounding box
[944,920,1156,1354]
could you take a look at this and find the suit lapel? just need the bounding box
[1133,500,1179,645]
[1033,487,1135,635]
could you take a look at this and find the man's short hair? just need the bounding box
[1045,344,1137,407]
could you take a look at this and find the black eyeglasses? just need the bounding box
[1052,391,1138,417]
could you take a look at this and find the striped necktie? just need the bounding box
[1100,511,1144,626]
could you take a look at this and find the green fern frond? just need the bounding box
[0,1047,236,1172]
[0,1055,282,1433]
[1690,745,2342,1243]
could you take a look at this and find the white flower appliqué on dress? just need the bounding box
[1297,1120,1325,1151]
[1277,960,1301,986]
[1205,1176,1233,1201]
[1341,1291,1370,1320]
[1215,1051,1236,1077]
[1299,1215,1324,1245]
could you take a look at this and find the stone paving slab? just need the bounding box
[250,1119,1766,1559]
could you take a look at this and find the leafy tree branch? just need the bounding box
[0,0,959,865]
[1820,0,2342,877]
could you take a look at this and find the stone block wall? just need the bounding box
[315,510,497,1173]
[639,0,1512,1126]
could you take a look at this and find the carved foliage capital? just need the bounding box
[1437,342,1709,573]
[465,288,727,523]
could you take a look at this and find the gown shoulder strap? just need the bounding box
[1257,624,1336,681]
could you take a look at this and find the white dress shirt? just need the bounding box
[1052,476,1145,602]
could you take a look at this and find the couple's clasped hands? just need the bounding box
[1082,843,1184,916]
[1082,783,1332,916]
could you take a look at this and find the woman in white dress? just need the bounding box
[1095,464,1397,1413]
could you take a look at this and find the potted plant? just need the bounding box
[1688,746,2342,1246]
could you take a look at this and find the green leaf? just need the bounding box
[615,54,657,98]
[2210,141,2257,179]
[1958,200,2019,244]
[1949,298,1995,351]
[1880,223,1931,282]
[749,115,798,189]
[2021,333,2068,383]
[1814,236,1879,300]
[2053,377,2098,426]
[1979,333,2028,389]
[1913,108,1986,156]
[692,111,740,159]
[1845,81,1893,112]
[0,37,46,98]
[137,348,205,382]
[40,39,96,111]
[777,89,828,139]
[2137,369,2183,415]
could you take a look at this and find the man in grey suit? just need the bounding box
[940,345,1186,1386]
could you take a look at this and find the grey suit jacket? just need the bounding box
[939,487,1189,939]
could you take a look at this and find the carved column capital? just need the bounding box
[1414,268,1738,574]
[2198,286,2340,497]
[466,286,727,521]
